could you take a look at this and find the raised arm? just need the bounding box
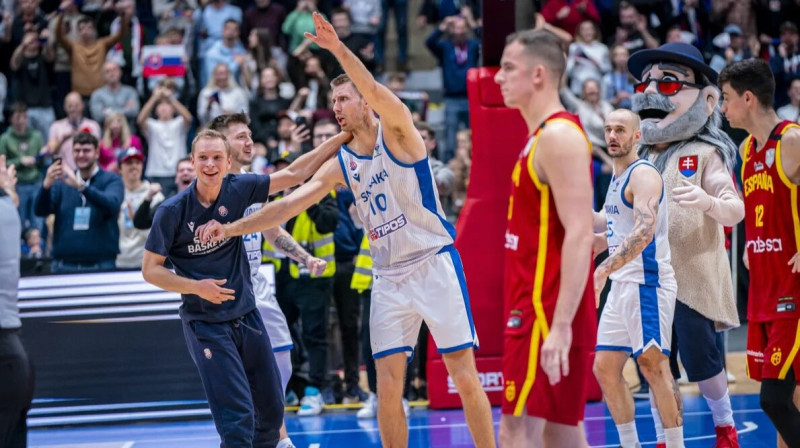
[268,131,350,194]
[305,13,416,134]
[54,12,73,54]
[594,165,662,288]
[535,123,594,385]
[197,158,346,243]
[137,92,160,133]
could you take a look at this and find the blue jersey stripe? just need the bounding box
[413,160,456,240]
[641,239,660,287]
[337,151,352,191]
[638,284,661,353]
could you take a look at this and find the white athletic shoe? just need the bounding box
[357,393,378,419]
[297,387,324,417]
[356,394,410,419]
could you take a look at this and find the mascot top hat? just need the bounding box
[628,42,718,85]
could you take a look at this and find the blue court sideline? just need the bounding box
[29,394,778,447]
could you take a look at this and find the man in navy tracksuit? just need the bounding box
[142,128,348,447]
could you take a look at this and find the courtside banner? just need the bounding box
[18,267,276,427]
[141,45,186,78]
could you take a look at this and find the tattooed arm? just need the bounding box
[263,227,329,277]
[593,165,663,297]
[263,227,312,264]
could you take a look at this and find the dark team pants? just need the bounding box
[0,329,35,448]
[333,261,362,390]
[669,301,725,382]
[278,277,333,389]
[182,310,284,448]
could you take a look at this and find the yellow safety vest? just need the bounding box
[350,234,373,293]
[261,193,336,278]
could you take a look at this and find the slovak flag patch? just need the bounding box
[678,155,698,177]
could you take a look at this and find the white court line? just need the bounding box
[121,443,135,448]
[308,444,321,448]
[31,409,768,446]
[591,421,759,448]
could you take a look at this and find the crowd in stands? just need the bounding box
[2,0,799,413]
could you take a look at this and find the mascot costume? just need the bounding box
[628,42,745,448]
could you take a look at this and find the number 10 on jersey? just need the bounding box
[369,193,388,215]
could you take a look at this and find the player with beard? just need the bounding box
[629,42,744,447]
[592,109,683,448]
[208,113,328,448]
[195,13,495,448]
[141,127,349,447]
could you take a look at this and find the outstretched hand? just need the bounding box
[672,179,711,212]
[304,12,341,51]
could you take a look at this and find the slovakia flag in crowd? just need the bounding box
[142,45,186,78]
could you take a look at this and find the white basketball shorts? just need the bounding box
[370,245,479,360]
[596,280,677,358]
[253,270,293,352]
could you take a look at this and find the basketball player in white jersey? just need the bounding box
[208,113,327,448]
[196,12,496,448]
[592,109,684,448]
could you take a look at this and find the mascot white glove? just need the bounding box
[672,178,712,212]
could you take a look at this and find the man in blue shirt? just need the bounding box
[142,128,349,447]
[425,15,480,162]
[36,132,124,273]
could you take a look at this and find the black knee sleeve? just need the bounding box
[761,376,800,448]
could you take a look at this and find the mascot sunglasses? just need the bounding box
[634,78,704,96]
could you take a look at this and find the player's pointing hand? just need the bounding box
[195,278,235,304]
[304,12,342,51]
[195,219,227,244]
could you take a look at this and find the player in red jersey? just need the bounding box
[719,58,800,446]
[495,29,597,447]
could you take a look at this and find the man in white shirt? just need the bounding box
[117,147,165,269]
[777,78,800,123]
[137,86,193,195]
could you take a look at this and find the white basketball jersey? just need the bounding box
[604,160,674,286]
[337,122,455,275]
[243,202,265,276]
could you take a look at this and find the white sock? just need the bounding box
[664,426,684,448]
[277,438,294,448]
[704,391,735,427]
[616,421,639,448]
[651,407,665,443]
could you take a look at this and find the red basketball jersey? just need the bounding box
[742,120,800,322]
[504,111,596,347]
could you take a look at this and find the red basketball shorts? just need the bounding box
[502,315,590,425]
[746,318,800,383]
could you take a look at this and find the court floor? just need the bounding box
[29,393,777,447]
